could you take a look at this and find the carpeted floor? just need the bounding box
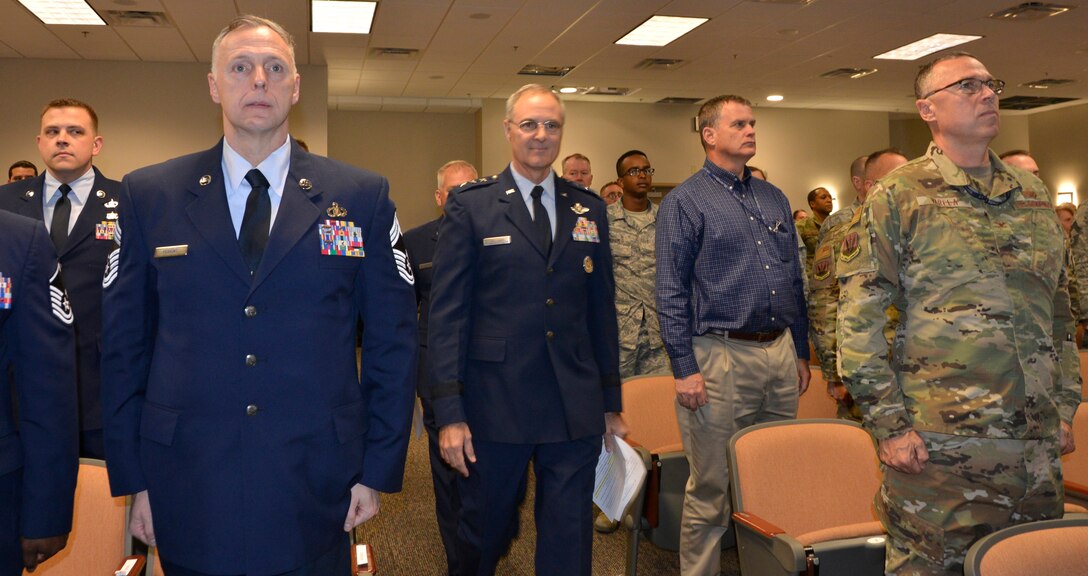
[355,427,741,575]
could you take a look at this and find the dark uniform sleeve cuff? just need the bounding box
[433,395,467,429]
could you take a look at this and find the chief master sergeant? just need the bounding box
[837,52,1079,575]
[100,15,417,576]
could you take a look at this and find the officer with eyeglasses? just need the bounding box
[837,51,1078,576]
[427,83,626,576]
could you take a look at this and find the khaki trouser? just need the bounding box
[676,331,799,576]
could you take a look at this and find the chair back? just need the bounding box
[621,374,684,454]
[964,517,1088,576]
[730,419,882,538]
[1062,402,1088,486]
[1079,351,1088,401]
[28,459,128,575]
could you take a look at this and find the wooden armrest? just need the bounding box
[1066,480,1088,498]
[352,542,376,574]
[115,555,146,576]
[733,511,786,538]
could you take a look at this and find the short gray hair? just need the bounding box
[211,15,296,77]
[505,84,564,122]
[436,160,478,189]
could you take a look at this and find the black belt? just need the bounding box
[707,328,784,343]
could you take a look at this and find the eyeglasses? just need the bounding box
[922,77,1005,99]
[516,119,562,134]
[623,167,655,177]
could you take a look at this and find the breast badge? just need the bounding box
[571,203,589,215]
[327,202,348,218]
[319,219,365,257]
[95,221,117,241]
[571,216,600,243]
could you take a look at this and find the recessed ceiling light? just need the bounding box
[874,33,982,61]
[616,15,709,47]
[18,0,105,25]
[767,94,784,102]
[311,0,377,34]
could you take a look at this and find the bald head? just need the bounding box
[849,155,867,194]
[863,148,909,197]
[1000,150,1040,177]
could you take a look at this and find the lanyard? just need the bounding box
[703,167,784,233]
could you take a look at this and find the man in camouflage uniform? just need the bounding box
[609,150,669,378]
[837,52,1080,576]
[808,149,906,420]
[796,187,833,276]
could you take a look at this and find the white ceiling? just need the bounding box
[1,0,1086,114]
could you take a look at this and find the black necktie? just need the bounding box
[51,184,72,251]
[531,185,552,256]
[239,169,272,275]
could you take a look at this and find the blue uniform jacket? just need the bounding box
[0,167,121,434]
[100,140,417,575]
[0,211,78,540]
[427,168,621,444]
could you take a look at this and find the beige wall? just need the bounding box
[1028,102,1088,204]
[481,98,891,213]
[0,59,327,180]
[327,110,478,230]
[889,112,1031,168]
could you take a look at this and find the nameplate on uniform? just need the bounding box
[483,235,511,246]
[319,219,365,257]
[571,216,600,242]
[154,245,189,258]
[1014,199,1051,209]
[916,197,967,208]
[0,274,11,309]
[419,262,433,270]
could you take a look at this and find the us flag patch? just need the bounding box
[49,264,73,325]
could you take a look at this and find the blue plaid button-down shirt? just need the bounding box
[656,158,809,378]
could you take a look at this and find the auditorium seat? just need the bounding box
[619,373,693,576]
[28,459,144,575]
[1062,401,1088,509]
[963,517,1088,576]
[730,419,885,576]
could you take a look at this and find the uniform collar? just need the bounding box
[925,141,1021,200]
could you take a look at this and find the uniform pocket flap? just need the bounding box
[139,403,179,446]
[333,401,368,444]
[467,337,506,362]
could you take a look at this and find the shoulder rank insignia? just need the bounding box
[327,202,347,218]
[839,231,861,262]
[571,202,589,215]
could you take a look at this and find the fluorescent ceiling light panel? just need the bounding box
[616,15,708,47]
[18,0,105,25]
[312,0,377,34]
[874,33,982,60]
